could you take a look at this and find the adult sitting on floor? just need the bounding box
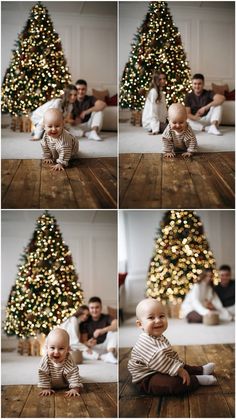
[80,296,117,364]
[214,265,235,319]
[180,268,232,323]
[71,79,106,141]
[185,73,225,136]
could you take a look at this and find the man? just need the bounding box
[72,79,106,141]
[214,265,235,318]
[185,73,225,135]
[80,296,117,363]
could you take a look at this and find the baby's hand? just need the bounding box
[43,159,54,164]
[39,388,55,397]
[164,153,175,159]
[65,388,81,398]
[178,367,190,385]
[182,152,192,159]
[50,163,65,171]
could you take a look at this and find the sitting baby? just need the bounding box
[128,298,216,396]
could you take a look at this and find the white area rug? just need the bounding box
[119,317,235,347]
[119,122,235,154]
[1,129,117,159]
[1,351,117,385]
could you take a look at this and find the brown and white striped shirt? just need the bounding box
[128,333,184,383]
[38,353,83,389]
[41,128,79,167]
[162,123,198,154]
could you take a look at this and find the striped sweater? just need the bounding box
[38,353,83,389]
[162,123,198,154]
[41,128,79,167]
[128,333,184,383]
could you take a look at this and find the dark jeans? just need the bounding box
[136,364,203,396]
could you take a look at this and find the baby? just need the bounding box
[38,328,83,397]
[162,103,198,159]
[128,298,217,396]
[41,108,79,171]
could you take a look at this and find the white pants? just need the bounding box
[34,123,45,139]
[69,111,104,137]
[225,305,235,318]
[188,105,223,131]
[93,331,117,355]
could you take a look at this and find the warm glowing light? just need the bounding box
[1,3,71,116]
[4,211,84,338]
[146,210,219,303]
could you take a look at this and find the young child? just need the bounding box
[38,328,83,397]
[41,108,79,171]
[128,298,217,396]
[162,103,198,159]
[142,71,168,135]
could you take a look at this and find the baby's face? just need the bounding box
[44,115,63,138]
[170,115,187,133]
[137,300,168,337]
[47,334,69,364]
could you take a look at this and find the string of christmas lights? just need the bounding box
[4,211,84,338]
[120,1,192,110]
[146,210,219,303]
[1,2,71,116]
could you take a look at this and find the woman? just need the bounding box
[180,268,232,323]
[30,84,81,141]
[142,71,168,134]
[59,305,99,362]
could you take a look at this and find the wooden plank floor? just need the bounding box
[119,152,235,209]
[1,383,117,418]
[1,158,117,209]
[119,344,235,418]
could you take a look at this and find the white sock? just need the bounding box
[196,375,217,385]
[203,362,215,375]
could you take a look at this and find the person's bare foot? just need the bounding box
[30,137,40,141]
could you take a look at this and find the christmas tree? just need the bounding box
[1,2,71,116]
[147,210,218,303]
[119,1,192,110]
[4,211,84,338]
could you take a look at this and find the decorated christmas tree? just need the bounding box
[4,211,84,338]
[1,2,71,116]
[147,210,218,303]
[120,1,192,110]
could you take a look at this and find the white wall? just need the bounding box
[120,210,235,313]
[1,211,117,318]
[119,1,235,88]
[1,2,117,93]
